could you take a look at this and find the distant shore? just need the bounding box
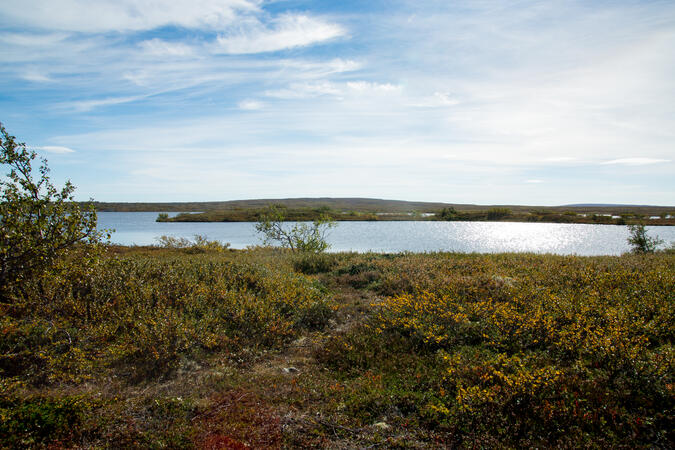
[156,208,675,226]
[84,197,674,225]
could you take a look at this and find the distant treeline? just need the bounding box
[84,198,674,225]
[435,207,675,226]
[158,206,399,222]
[156,204,675,225]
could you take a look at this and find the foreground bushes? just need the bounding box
[1,248,333,385]
[319,253,674,447]
[1,249,673,447]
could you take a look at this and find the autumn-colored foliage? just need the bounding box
[319,252,674,447]
[1,249,673,447]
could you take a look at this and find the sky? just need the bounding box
[1,0,674,205]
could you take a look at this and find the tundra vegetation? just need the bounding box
[1,127,673,448]
[156,203,675,226]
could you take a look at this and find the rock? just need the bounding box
[282,367,299,374]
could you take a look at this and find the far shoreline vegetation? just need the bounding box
[93,198,675,226]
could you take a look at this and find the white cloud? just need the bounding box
[265,80,401,99]
[544,157,577,163]
[38,146,75,154]
[525,179,543,184]
[276,58,362,79]
[265,81,343,99]
[139,39,196,58]
[59,96,146,112]
[346,81,400,93]
[0,31,70,46]
[412,91,460,107]
[0,0,260,32]
[21,71,52,82]
[238,99,263,110]
[215,14,345,54]
[601,158,671,166]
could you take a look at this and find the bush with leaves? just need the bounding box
[627,223,663,254]
[255,204,336,252]
[155,234,230,253]
[0,123,104,302]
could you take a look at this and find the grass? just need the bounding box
[1,246,673,448]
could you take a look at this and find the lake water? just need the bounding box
[96,212,675,255]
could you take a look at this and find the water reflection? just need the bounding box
[97,212,675,256]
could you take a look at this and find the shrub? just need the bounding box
[0,395,87,447]
[317,253,674,446]
[0,123,105,302]
[293,252,338,274]
[255,204,336,252]
[155,234,230,253]
[627,223,663,253]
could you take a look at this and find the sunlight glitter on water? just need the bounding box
[97,212,675,256]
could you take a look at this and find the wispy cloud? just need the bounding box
[57,95,147,112]
[214,14,345,54]
[0,0,261,32]
[37,145,75,154]
[601,158,671,166]
[21,71,52,82]
[412,91,460,108]
[238,99,264,110]
[544,157,577,163]
[0,31,71,47]
[265,81,344,99]
[265,80,400,99]
[138,39,196,58]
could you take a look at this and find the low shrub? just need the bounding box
[293,252,338,274]
[2,251,334,384]
[317,253,675,447]
[155,234,230,253]
[0,395,90,447]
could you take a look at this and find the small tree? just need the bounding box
[255,204,336,252]
[627,223,663,254]
[0,123,103,301]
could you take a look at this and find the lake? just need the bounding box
[96,212,675,255]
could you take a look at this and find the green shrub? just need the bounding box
[627,223,663,253]
[0,123,105,302]
[155,234,230,253]
[0,396,87,447]
[293,252,338,274]
[255,204,336,252]
[2,251,334,383]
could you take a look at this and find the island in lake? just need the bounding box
[89,197,675,225]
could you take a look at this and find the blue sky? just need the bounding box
[1,0,673,205]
